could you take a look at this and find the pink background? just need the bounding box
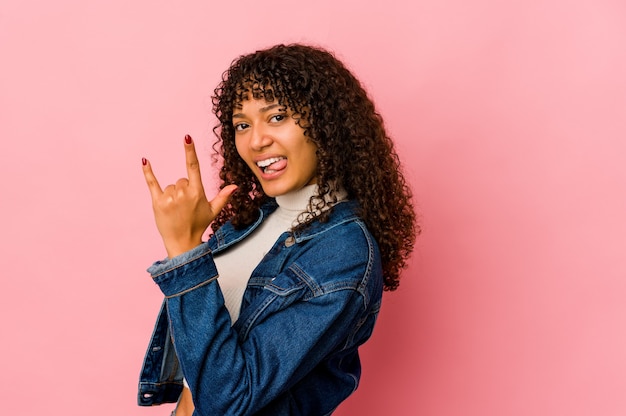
[1,0,625,415]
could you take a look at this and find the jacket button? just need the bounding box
[284,236,295,247]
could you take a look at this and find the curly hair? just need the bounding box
[210,43,418,291]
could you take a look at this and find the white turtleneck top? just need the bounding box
[214,184,319,324]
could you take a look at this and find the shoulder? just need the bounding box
[288,202,382,297]
[208,201,278,252]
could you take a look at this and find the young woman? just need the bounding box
[138,43,417,415]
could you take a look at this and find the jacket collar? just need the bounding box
[209,199,360,253]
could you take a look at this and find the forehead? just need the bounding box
[232,78,278,104]
[232,97,282,116]
[228,77,304,116]
[232,91,277,110]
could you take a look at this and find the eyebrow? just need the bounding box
[232,103,284,119]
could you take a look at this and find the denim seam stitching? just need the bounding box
[240,292,279,340]
[151,250,213,279]
[163,275,218,298]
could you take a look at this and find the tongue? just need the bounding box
[267,159,287,172]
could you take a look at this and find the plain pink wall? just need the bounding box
[1,1,625,415]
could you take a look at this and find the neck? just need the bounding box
[275,184,318,212]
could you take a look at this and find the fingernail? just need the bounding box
[185,135,192,144]
[142,157,147,166]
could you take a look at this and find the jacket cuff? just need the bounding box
[147,243,218,297]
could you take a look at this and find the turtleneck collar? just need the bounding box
[275,184,348,210]
[275,184,318,213]
[273,184,348,226]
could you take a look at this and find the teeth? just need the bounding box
[256,157,285,168]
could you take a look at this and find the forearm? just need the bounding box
[164,237,203,259]
[149,243,370,415]
[164,281,362,414]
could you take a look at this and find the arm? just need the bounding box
[150,234,375,416]
[174,387,194,416]
[142,137,378,414]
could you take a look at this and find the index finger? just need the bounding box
[184,134,203,186]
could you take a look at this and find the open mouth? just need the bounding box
[256,156,287,174]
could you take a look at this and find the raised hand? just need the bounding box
[142,135,237,258]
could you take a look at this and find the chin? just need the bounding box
[262,188,286,198]
[260,182,296,198]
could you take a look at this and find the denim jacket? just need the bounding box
[137,200,383,415]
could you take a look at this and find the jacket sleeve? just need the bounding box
[149,231,379,416]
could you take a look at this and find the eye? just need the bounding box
[269,114,285,123]
[234,122,249,132]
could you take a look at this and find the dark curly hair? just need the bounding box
[210,43,418,291]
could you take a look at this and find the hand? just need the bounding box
[142,135,237,258]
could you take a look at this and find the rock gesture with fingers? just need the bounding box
[142,135,238,258]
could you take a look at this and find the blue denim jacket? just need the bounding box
[138,200,383,415]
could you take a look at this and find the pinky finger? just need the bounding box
[142,157,163,198]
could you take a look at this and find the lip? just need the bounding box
[253,154,287,181]
[253,154,285,164]
[258,168,284,181]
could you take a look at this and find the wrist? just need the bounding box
[164,239,203,259]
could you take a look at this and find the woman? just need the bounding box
[138,43,417,415]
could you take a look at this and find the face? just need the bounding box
[233,97,318,197]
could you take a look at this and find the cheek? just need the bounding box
[234,139,258,173]
[311,156,319,175]
[307,143,319,169]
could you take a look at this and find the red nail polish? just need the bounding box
[142,157,147,166]
[185,135,192,144]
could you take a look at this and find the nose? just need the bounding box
[249,124,273,151]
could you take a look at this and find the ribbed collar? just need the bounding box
[275,184,348,211]
[275,184,318,213]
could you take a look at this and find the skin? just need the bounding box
[142,136,238,259]
[143,137,235,415]
[173,387,194,416]
[142,99,318,415]
[233,97,318,197]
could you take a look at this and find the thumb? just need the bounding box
[209,184,238,215]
